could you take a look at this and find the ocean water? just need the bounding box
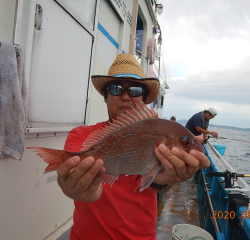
[208,126,250,185]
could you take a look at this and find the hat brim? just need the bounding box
[205,108,217,116]
[91,75,160,104]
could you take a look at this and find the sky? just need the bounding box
[157,0,250,128]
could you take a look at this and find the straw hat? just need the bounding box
[91,53,160,104]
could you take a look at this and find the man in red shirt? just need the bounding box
[57,53,210,240]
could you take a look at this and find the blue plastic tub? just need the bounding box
[213,144,226,156]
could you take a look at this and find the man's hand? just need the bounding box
[196,135,203,143]
[153,144,210,185]
[57,156,106,202]
[209,131,218,138]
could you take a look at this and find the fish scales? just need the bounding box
[28,103,205,191]
[77,118,192,176]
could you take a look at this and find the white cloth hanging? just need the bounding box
[0,40,27,160]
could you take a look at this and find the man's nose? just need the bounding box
[121,89,131,100]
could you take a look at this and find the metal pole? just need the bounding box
[158,54,161,79]
[129,0,139,55]
[13,0,23,44]
[145,57,149,77]
[202,172,221,234]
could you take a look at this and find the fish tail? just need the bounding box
[27,147,75,173]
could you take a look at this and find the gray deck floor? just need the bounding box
[56,228,71,240]
[156,179,200,240]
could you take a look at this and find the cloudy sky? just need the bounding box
[157,0,250,128]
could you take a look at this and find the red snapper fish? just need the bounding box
[28,103,205,191]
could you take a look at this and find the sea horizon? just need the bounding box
[175,119,250,132]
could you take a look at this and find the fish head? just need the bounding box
[160,121,205,154]
[177,135,205,154]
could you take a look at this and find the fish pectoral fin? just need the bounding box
[102,174,119,187]
[134,162,164,192]
[140,175,155,192]
[134,174,154,192]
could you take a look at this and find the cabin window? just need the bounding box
[135,6,148,70]
[55,0,97,30]
[160,95,164,108]
[135,14,144,57]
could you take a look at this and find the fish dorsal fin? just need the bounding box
[120,102,158,122]
[80,102,157,152]
[80,126,119,152]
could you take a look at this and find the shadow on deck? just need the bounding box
[156,179,200,240]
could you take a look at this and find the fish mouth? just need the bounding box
[120,106,132,111]
[194,143,205,154]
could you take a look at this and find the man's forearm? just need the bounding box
[195,126,210,135]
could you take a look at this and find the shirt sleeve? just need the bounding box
[193,113,202,128]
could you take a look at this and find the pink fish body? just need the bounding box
[28,103,205,191]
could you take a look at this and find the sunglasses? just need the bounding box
[107,85,145,97]
[209,113,216,118]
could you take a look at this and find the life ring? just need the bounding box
[147,38,156,64]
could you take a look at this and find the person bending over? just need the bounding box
[185,107,218,140]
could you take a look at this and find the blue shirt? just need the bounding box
[185,112,208,135]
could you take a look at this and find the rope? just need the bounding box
[219,137,250,143]
[208,136,250,143]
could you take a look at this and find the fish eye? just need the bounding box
[181,136,192,148]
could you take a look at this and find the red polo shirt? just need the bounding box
[64,122,157,240]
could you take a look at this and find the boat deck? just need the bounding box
[156,178,200,239]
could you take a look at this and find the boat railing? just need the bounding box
[198,143,250,240]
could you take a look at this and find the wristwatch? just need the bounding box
[150,182,168,191]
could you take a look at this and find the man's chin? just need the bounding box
[119,108,132,113]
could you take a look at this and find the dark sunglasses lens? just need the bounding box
[128,87,144,97]
[109,85,124,96]
[108,85,144,97]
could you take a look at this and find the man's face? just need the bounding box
[105,80,145,120]
[204,112,215,120]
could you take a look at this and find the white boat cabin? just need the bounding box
[0,1,167,239]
